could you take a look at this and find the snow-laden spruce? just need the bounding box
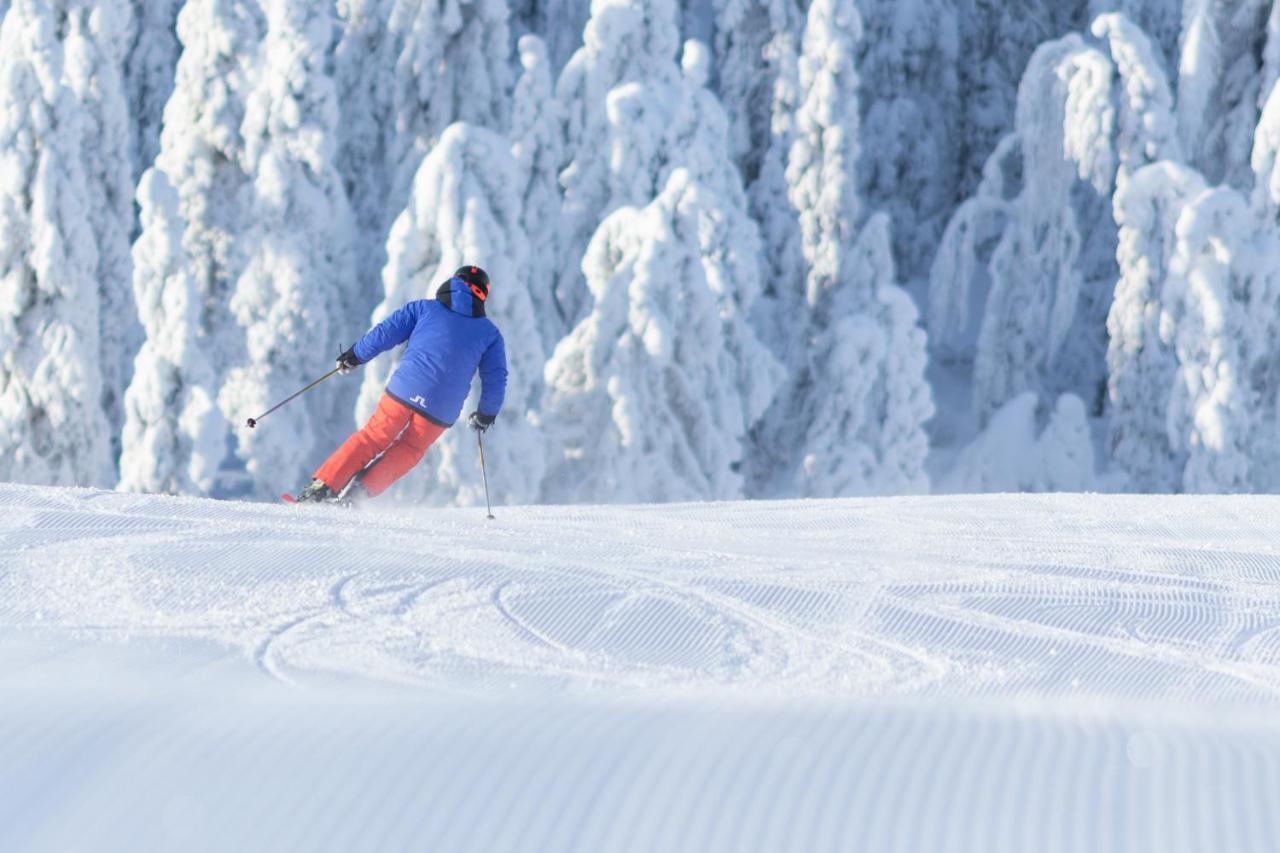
[0,0,120,488]
[708,0,803,188]
[968,33,1116,427]
[123,0,181,180]
[1164,186,1280,493]
[1091,14,1183,188]
[941,392,1097,492]
[931,13,1187,490]
[509,34,566,353]
[510,0,587,72]
[218,1,357,498]
[855,0,961,285]
[63,0,139,460]
[332,0,400,314]
[359,123,546,507]
[555,0,682,329]
[148,0,257,380]
[385,0,510,229]
[1105,161,1207,493]
[542,169,782,503]
[1087,0,1182,71]
[791,216,933,497]
[925,135,1017,360]
[1176,0,1270,190]
[1254,4,1280,220]
[745,22,803,358]
[547,26,791,502]
[119,171,227,496]
[333,0,511,320]
[752,0,932,498]
[599,38,780,423]
[118,0,260,496]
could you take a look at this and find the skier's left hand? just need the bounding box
[468,412,495,433]
[336,348,360,375]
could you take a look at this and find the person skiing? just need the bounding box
[293,265,507,503]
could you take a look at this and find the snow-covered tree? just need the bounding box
[1091,14,1182,189]
[750,0,933,497]
[935,16,1180,432]
[856,0,960,287]
[555,0,682,327]
[1086,0,1182,73]
[124,0,181,179]
[786,0,866,311]
[746,25,804,356]
[359,123,546,507]
[708,0,804,186]
[333,0,398,313]
[333,0,512,318]
[218,1,357,497]
[122,0,261,492]
[510,0,589,72]
[1253,3,1280,222]
[941,392,1097,493]
[926,134,1018,360]
[119,170,227,495]
[968,34,1118,425]
[542,169,783,503]
[510,34,566,352]
[1262,1,1280,110]
[1176,0,1271,190]
[951,0,1086,196]
[1105,161,1207,492]
[151,0,261,382]
[384,0,510,224]
[594,39,779,395]
[792,216,933,496]
[1164,186,1280,493]
[63,0,139,460]
[0,0,114,487]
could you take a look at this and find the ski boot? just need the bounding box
[294,479,335,503]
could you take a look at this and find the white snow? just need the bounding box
[3,484,1280,850]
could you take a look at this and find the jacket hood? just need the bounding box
[436,277,486,318]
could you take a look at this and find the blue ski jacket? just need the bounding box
[352,278,507,427]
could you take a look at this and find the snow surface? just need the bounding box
[3,484,1280,850]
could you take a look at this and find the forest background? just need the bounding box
[1,0,1277,505]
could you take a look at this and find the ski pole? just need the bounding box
[245,367,340,429]
[476,430,496,521]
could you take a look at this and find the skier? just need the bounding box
[293,265,507,503]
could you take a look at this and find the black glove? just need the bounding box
[336,348,360,375]
[468,412,495,432]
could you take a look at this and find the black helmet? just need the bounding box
[454,265,490,300]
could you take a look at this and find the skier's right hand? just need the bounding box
[336,348,360,375]
[468,412,495,433]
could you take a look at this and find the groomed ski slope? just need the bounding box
[3,483,1280,851]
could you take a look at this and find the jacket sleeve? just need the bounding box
[352,300,426,362]
[477,330,508,417]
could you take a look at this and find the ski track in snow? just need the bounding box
[3,484,1280,850]
[6,484,1280,702]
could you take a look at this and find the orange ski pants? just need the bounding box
[314,393,446,497]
